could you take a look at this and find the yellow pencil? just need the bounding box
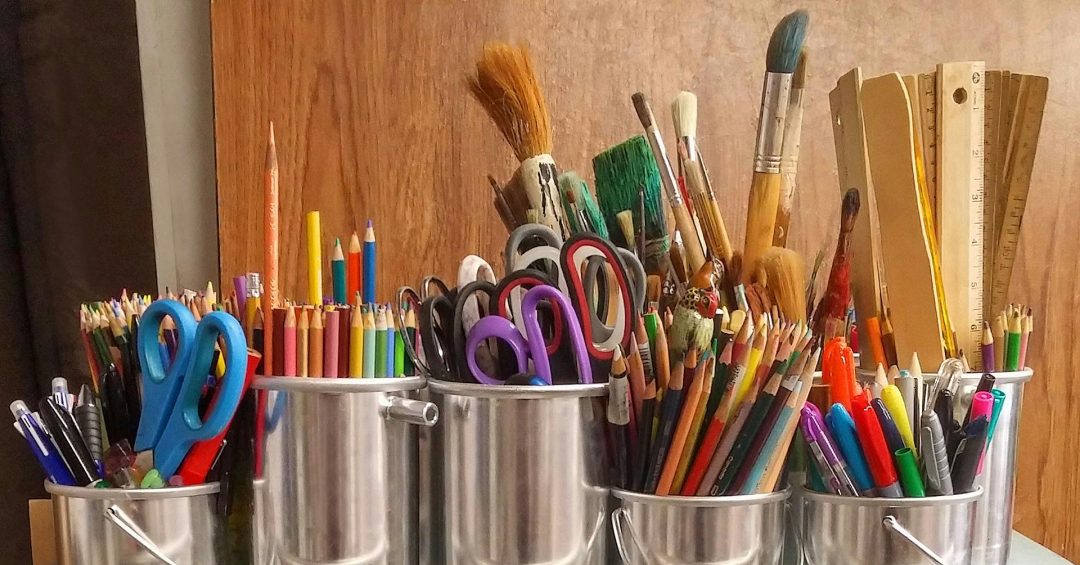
[349,306,364,377]
[736,316,769,406]
[307,211,323,304]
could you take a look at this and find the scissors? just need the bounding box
[135,299,248,477]
[466,285,592,385]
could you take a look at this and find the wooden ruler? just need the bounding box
[860,72,946,368]
[918,72,939,230]
[994,71,1015,238]
[982,70,1002,318]
[990,74,1049,316]
[830,68,883,369]
[936,62,986,368]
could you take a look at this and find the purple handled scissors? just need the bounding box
[465,285,592,385]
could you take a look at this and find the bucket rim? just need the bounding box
[253,375,426,393]
[427,378,607,398]
[45,480,219,500]
[798,484,982,507]
[611,487,791,507]
[854,368,1033,385]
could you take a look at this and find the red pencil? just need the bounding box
[348,232,362,305]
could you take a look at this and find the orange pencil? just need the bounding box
[264,122,279,376]
[865,316,887,368]
[656,349,706,494]
[310,306,324,377]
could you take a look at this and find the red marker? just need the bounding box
[177,349,260,485]
[853,398,903,497]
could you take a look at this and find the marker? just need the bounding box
[853,398,902,497]
[871,398,906,456]
[825,404,875,495]
[952,416,989,494]
[801,404,859,496]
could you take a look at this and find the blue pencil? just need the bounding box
[363,220,376,304]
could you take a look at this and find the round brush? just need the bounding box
[467,42,567,237]
[743,10,810,283]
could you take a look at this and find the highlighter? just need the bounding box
[853,402,902,497]
[825,403,875,495]
[880,385,916,456]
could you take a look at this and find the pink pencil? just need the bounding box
[284,306,297,376]
[324,309,340,377]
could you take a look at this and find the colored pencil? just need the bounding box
[643,359,685,493]
[657,350,706,494]
[297,307,310,377]
[386,305,397,377]
[309,306,324,377]
[324,308,340,378]
[363,307,376,378]
[307,211,323,305]
[375,306,388,377]
[264,123,280,378]
[284,306,297,376]
[332,238,347,305]
[349,306,364,377]
[363,220,376,304]
[348,232,362,306]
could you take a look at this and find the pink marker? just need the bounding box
[969,391,994,474]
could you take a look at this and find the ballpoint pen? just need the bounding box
[11,400,75,486]
[52,377,71,413]
[73,385,104,466]
[920,410,954,495]
[825,403,875,495]
[39,397,100,486]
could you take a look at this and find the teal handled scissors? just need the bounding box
[135,299,247,478]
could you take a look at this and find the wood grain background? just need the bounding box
[210,0,1080,558]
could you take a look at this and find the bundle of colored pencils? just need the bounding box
[608,307,819,496]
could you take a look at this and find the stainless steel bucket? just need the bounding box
[46,481,223,565]
[422,379,611,565]
[611,488,790,565]
[855,368,1032,565]
[254,376,439,565]
[800,486,982,565]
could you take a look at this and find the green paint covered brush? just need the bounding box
[557,171,609,238]
[593,135,669,268]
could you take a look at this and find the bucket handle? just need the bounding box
[383,396,439,427]
[882,515,948,565]
[103,505,178,565]
[611,507,654,565]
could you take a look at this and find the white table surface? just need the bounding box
[1011,531,1075,564]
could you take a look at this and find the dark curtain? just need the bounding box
[0,1,157,562]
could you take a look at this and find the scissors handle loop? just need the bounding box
[134,300,196,451]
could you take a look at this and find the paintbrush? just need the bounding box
[773,48,808,247]
[813,188,860,339]
[468,42,567,236]
[594,136,669,269]
[684,158,734,263]
[742,10,810,283]
[632,92,707,272]
[557,171,608,238]
[760,247,807,323]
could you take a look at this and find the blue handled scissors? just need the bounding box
[135,299,248,477]
[465,285,592,385]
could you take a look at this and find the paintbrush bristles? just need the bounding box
[467,42,552,160]
[793,49,809,88]
[766,10,810,73]
[593,136,669,246]
[672,91,698,139]
[761,247,807,322]
[631,92,656,129]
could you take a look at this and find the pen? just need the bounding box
[952,415,989,494]
[920,410,954,495]
[11,400,75,486]
[39,397,100,486]
[853,399,902,497]
[934,389,959,459]
[73,385,104,466]
[825,403,875,495]
[52,377,71,413]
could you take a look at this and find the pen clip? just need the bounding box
[103,505,178,565]
[882,515,947,565]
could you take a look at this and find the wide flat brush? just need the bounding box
[593,136,669,269]
[468,42,568,236]
[773,48,808,247]
[742,10,810,283]
[632,92,707,272]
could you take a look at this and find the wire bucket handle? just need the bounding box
[103,505,178,565]
[611,506,655,565]
[883,515,948,565]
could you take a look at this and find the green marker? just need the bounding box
[894,448,925,497]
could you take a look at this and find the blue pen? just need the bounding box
[10,401,75,486]
[826,403,875,495]
[362,220,376,304]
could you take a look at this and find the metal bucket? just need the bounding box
[254,376,439,565]
[855,368,1032,565]
[422,379,611,565]
[46,481,223,565]
[800,486,982,565]
[611,488,790,565]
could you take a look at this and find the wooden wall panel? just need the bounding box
[211,0,1080,558]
